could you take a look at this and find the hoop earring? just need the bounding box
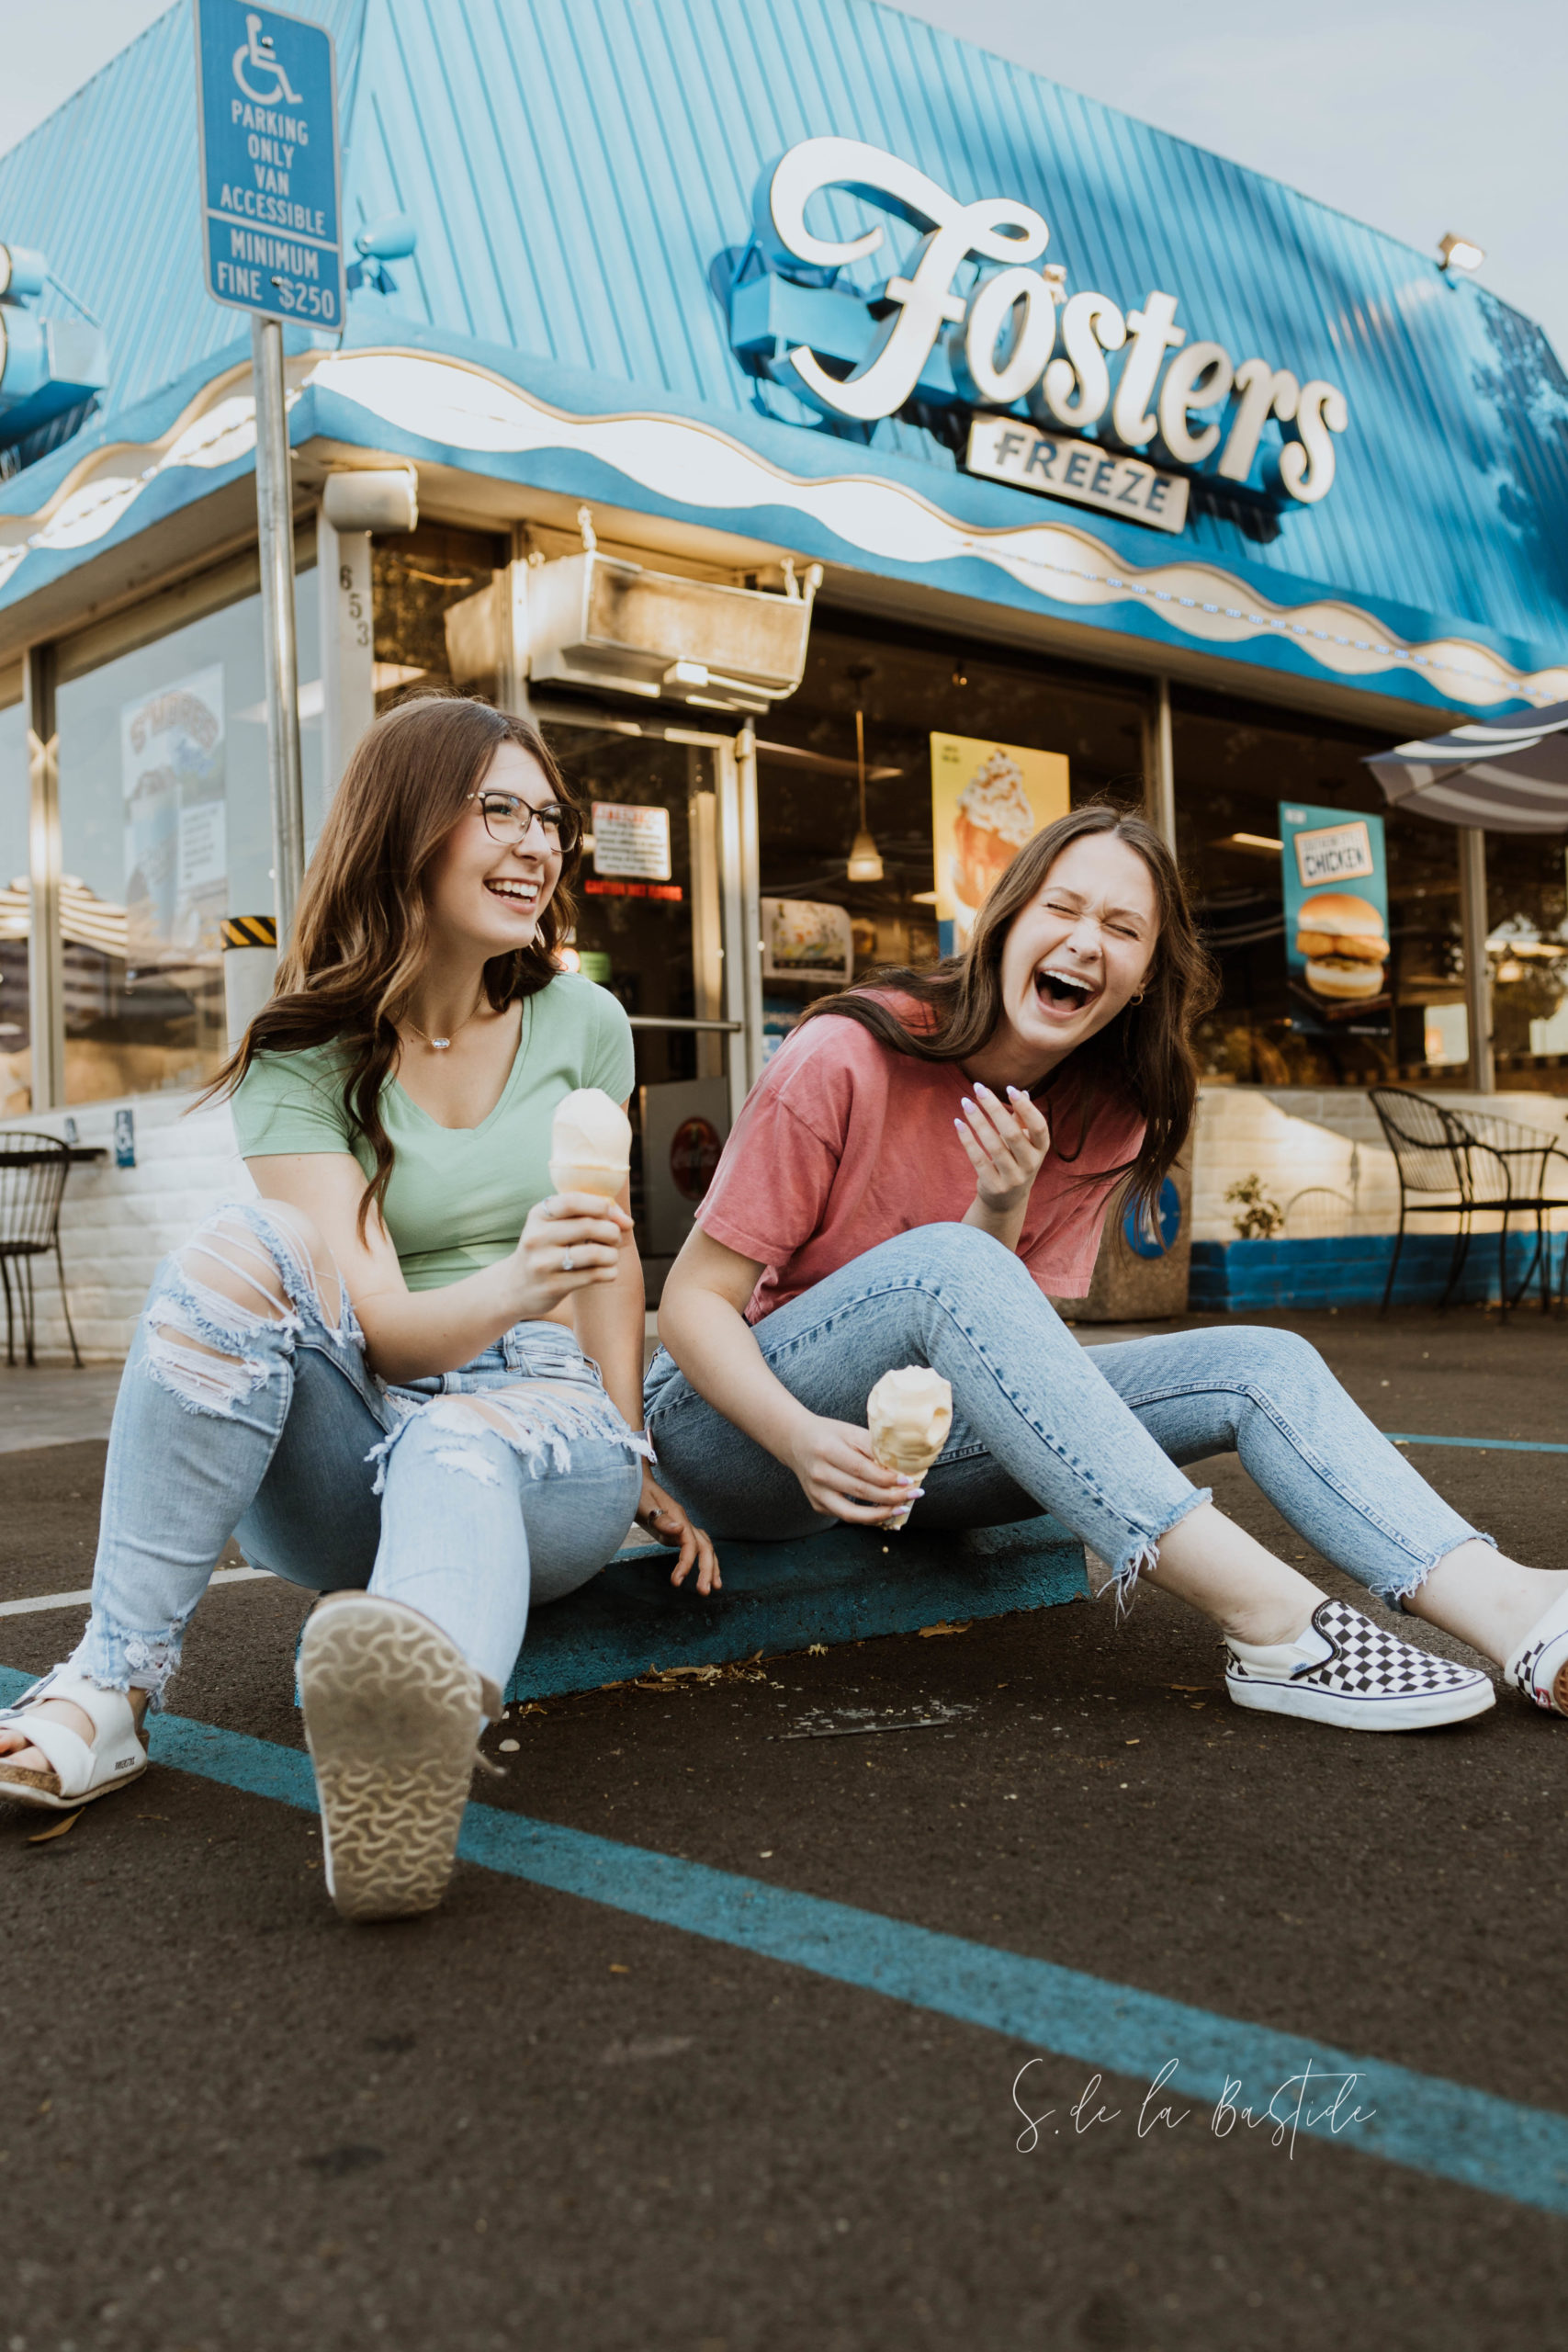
[1131,989,1146,1005]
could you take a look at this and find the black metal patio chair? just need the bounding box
[1445,1100,1568,1317]
[1369,1087,1568,1318]
[0,1130,84,1367]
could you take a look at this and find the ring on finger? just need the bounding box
[561,1249,574,1272]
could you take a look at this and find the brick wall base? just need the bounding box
[2,1092,254,1363]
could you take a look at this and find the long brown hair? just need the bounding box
[798,801,1218,1218]
[209,693,579,1232]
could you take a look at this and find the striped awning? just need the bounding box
[1365,701,1568,833]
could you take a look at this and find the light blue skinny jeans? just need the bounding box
[644,1224,1483,1607]
[70,1201,646,1707]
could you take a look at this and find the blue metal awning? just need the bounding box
[0,0,1565,716]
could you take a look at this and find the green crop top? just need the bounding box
[229,975,635,1291]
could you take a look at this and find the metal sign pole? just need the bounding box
[252,311,304,944]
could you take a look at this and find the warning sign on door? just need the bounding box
[592,802,671,881]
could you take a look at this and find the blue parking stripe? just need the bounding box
[1383,1433,1568,1454]
[5,1662,1565,2216]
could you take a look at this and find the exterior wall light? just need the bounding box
[348,213,419,295]
[1438,234,1485,273]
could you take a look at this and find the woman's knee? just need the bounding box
[1217,1324,1329,1396]
[382,1408,517,1492]
[886,1220,1035,1286]
[141,1204,346,1413]
[172,1202,344,1330]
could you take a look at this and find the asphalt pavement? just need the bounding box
[3,1303,1565,2352]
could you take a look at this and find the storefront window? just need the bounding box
[1170,687,1461,1090]
[542,721,728,1288]
[55,571,320,1105]
[752,610,1147,1057]
[1488,832,1568,1095]
[1,691,28,1114]
[373,522,507,707]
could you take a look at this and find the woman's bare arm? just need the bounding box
[571,1173,644,1430]
[656,1227,916,1525]
[245,1151,628,1384]
[574,1187,720,1594]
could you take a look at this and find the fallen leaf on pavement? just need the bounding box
[28,1812,81,1844]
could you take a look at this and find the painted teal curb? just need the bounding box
[504,1516,1089,1702]
[1384,1433,1568,1455]
[5,1660,1567,2217]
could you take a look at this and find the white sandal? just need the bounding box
[0,1668,148,1812]
[298,1593,498,1923]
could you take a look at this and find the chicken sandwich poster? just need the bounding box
[1280,802,1392,1037]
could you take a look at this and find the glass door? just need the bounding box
[539,710,750,1299]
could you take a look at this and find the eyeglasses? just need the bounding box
[468,791,582,856]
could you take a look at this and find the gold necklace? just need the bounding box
[401,989,489,1052]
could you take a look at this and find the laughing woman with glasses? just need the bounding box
[0,694,714,1917]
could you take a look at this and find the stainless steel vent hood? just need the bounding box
[446,523,820,713]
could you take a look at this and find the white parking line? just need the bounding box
[0,1566,271,1618]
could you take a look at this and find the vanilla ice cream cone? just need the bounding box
[867,1366,953,1530]
[548,1088,632,1201]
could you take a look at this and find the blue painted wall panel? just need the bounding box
[1,0,1565,680]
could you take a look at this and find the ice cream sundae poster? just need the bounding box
[1279,802,1392,1037]
[930,733,1069,954]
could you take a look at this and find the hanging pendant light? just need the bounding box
[846,707,885,882]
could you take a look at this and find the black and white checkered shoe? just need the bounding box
[1224,1598,1495,1732]
[1503,1586,1568,1716]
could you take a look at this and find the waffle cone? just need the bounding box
[547,1160,626,1200]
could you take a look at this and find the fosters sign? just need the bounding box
[729,138,1348,534]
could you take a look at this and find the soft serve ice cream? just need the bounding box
[867,1366,953,1530]
[548,1088,633,1199]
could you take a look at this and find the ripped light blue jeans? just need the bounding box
[71,1202,647,1707]
[645,1224,1483,1608]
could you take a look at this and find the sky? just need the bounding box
[887,0,1567,360]
[1,0,1562,357]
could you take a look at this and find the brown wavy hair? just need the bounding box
[797,800,1218,1219]
[208,693,579,1234]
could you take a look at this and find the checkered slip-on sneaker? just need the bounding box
[1503,1586,1568,1716]
[1224,1598,1495,1732]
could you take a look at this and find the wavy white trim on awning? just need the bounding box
[0,357,305,591]
[4,347,1565,711]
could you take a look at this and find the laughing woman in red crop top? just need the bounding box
[645,803,1568,1736]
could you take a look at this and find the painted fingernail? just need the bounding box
[961,1097,977,1115]
[1007,1085,1024,1102]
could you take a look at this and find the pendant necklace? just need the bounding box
[402,989,490,1053]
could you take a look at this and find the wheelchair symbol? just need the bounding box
[232,12,303,105]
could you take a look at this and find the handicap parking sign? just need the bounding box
[194,1,344,329]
